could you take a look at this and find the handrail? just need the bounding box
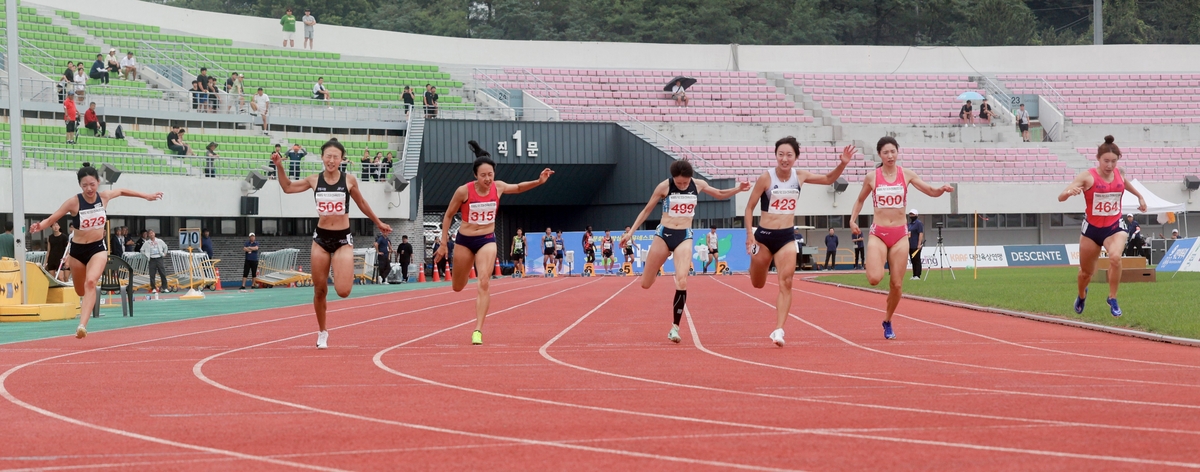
[1045,120,1061,143]
[471,68,510,102]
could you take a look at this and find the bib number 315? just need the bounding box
[469,202,497,224]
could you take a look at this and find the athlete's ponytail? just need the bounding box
[77,162,99,182]
[468,140,495,176]
[1097,135,1121,158]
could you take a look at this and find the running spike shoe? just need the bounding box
[667,325,681,344]
[76,326,87,339]
[1107,298,1122,317]
[472,330,483,345]
[1074,288,1087,314]
[882,321,896,340]
[316,330,328,349]
[769,328,785,347]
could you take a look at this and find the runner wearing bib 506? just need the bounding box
[849,137,954,340]
[436,140,555,345]
[744,136,854,347]
[1059,135,1147,318]
[621,159,750,344]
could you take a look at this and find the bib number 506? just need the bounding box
[318,201,345,214]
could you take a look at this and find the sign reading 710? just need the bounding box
[497,130,539,158]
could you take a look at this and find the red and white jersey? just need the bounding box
[1084,168,1124,228]
[460,181,499,225]
[872,166,907,209]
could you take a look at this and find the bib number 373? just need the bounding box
[469,201,497,224]
[78,207,106,230]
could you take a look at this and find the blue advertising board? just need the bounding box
[521,229,752,275]
[1003,245,1069,266]
[1156,238,1198,272]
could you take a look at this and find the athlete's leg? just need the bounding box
[748,240,774,289]
[472,242,498,331]
[670,239,693,291]
[1076,236,1101,298]
[310,242,332,331]
[69,257,87,297]
[640,237,671,289]
[1102,232,1129,299]
[451,246,475,292]
[772,242,798,330]
[883,239,910,323]
[76,252,108,332]
[864,235,889,286]
[329,245,355,298]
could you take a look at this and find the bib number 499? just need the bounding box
[670,203,695,214]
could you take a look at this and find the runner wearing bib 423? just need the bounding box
[754,168,801,255]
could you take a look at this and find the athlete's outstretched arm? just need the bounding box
[436,186,467,262]
[1058,171,1091,202]
[30,198,79,233]
[696,179,751,200]
[497,168,554,195]
[271,153,313,194]
[848,174,875,235]
[743,173,770,254]
[102,188,163,202]
[621,181,668,245]
[802,145,855,185]
[1120,168,1149,212]
[906,169,954,197]
[347,174,391,236]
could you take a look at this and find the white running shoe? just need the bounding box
[316,330,329,349]
[911,276,920,280]
[769,328,785,347]
[667,325,681,344]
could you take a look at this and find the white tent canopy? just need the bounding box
[1122,179,1186,215]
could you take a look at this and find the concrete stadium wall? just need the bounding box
[33,0,1200,73]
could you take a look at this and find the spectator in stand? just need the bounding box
[1173,229,1182,239]
[89,53,110,85]
[423,84,438,119]
[135,230,148,252]
[372,152,384,181]
[959,100,974,127]
[241,232,259,291]
[285,143,306,180]
[402,85,415,117]
[281,8,297,48]
[141,230,171,293]
[178,129,196,155]
[374,232,392,284]
[824,228,839,270]
[225,72,244,112]
[196,67,209,93]
[190,80,204,111]
[852,227,865,270]
[105,49,121,74]
[396,235,413,283]
[252,88,270,133]
[119,51,138,80]
[313,77,332,107]
[204,142,219,178]
[84,102,106,137]
[58,61,75,104]
[360,148,372,181]
[168,126,193,155]
[1016,103,1031,142]
[201,228,214,260]
[268,143,282,179]
[0,222,13,259]
[908,209,925,280]
[64,93,78,144]
[671,79,689,106]
[206,77,221,113]
[382,152,394,179]
[44,221,70,281]
[73,63,88,102]
[979,98,994,126]
[302,9,316,50]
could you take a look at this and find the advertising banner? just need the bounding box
[910,245,1007,269]
[1156,238,1197,272]
[1004,245,1070,267]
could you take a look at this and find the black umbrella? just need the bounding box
[663,76,697,92]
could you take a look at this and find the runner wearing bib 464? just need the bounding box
[31,162,163,339]
[274,138,391,350]
[744,136,854,347]
[1059,135,1147,317]
[620,159,750,344]
[849,137,954,340]
[436,140,554,345]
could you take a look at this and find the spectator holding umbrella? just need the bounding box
[665,77,695,107]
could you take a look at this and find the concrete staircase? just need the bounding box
[765,72,843,141]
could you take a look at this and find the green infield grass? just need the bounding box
[816,266,1200,340]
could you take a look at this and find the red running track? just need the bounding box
[3,275,1200,471]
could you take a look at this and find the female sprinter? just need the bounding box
[436,141,554,345]
[744,137,854,347]
[511,228,527,277]
[848,137,954,340]
[31,162,163,339]
[273,138,392,349]
[620,160,749,343]
[1059,135,1146,316]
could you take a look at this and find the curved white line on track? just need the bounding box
[0,280,532,472]
[192,280,798,472]
[719,278,1200,399]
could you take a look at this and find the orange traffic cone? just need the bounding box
[418,267,426,283]
[432,267,440,282]
[493,258,502,277]
[447,267,452,279]
[469,266,476,279]
[214,267,223,291]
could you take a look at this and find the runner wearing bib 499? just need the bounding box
[849,137,954,340]
[620,159,750,344]
[436,140,554,345]
[1059,135,1147,318]
[743,136,854,347]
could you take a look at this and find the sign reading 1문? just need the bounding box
[497,130,538,158]
[179,228,201,251]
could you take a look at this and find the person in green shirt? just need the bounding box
[280,8,296,48]
[0,221,15,259]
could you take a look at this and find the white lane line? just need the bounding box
[0,279,546,472]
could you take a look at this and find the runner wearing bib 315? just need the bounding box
[436,140,554,345]
[849,137,954,340]
[744,136,855,347]
[620,159,749,344]
[1059,135,1147,318]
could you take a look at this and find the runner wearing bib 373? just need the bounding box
[31,162,163,339]
[1059,135,1147,317]
[849,137,954,340]
[436,140,554,345]
[620,159,749,344]
[274,138,391,350]
[744,136,854,347]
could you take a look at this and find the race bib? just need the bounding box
[315,192,347,216]
[467,201,497,224]
[768,188,799,215]
[602,241,612,250]
[77,206,107,230]
[666,194,697,218]
[1092,192,1122,217]
[555,242,564,250]
[545,239,554,248]
[875,185,905,209]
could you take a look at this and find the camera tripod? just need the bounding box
[922,225,956,281]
